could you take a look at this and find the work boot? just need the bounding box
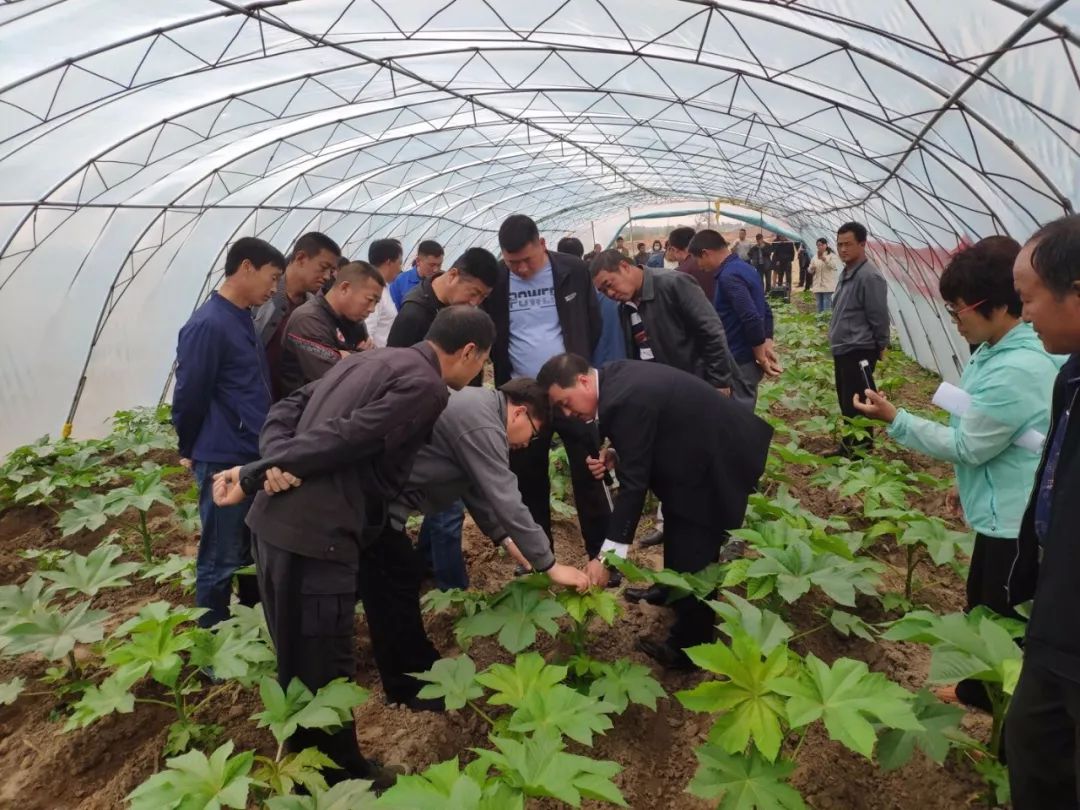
[639,528,664,548]
[624,584,668,605]
[636,637,697,671]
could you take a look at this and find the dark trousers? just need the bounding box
[417,500,467,590]
[957,534,1024,711]
[755,265,769,291]
[833,349,879,452]
[254,529,440,774]
[1006,660,1080,809]
[193,461,259,627]
[772,262,791,289]
[662,509,726,651]
[510,415,611,558]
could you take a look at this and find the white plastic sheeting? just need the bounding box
[0,0,1077,451]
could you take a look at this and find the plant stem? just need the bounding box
[468,700,496,728]
[138,511,153,563]
[788,623,827,643]
[135,697,180,709]
[988,688,1007,761]
[66,651,79,675]
[904,545,918,602]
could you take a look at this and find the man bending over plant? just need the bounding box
[538,353,773,670]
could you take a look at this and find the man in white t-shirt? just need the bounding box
[364,238,403,347]
[480,215,610,567]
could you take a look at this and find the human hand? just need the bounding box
[502,538,531,571]
[585,558,609,589]
[359,339,375,351]
[548,562,590,593]
[945,487,962,517]
[753,343,784,377]
[179,458,193,471]
[586,448,616,480]
[263,467,302,494]
[851,388,897,423]
[212,466,246,506]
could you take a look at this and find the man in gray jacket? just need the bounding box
[589,250,740,394]
[349,378,590,708]
[828,221,890,455]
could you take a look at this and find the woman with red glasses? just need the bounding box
[853,235,1063,713]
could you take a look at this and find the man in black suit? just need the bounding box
[538,353,773,669]
[481,215,611,560]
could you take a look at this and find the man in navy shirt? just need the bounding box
[172,237,286,626]
[387,240,444,309]
[689,229,782,409]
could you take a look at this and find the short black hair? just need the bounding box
[687,230,727,256]
[498,214,540,253]
[589,249,630,277]
[837,222,868,243]
[755,233,764,240]
[816,237,828,246]
[537,353,591,390]
[557,236,585,258]
[225,237,286,276]
[368,238,403,267]
[499,378,551,425]
[453,247,500,288]
[425,305,496,353]
[938,236,1022,317]
[668,226,696,251]
[337,255,351,268]
[289,232,341,263]
[417,240,444,258]
[333,260,385,290]
[1028,214,1080,298]
[616,235,625,242]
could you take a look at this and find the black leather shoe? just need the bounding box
[824,445,850,459]
[636,637,697,671]
[624,584,668,605]
[718,539,748,563]
[604,568,622,589]
[639,528,664,547]
[364,761,405,792]
[401,694,445,713]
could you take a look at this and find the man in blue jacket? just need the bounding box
[172,237,286,627]
[387,240,444,309]
[688,230,782,409]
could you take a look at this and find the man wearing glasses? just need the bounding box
[373,377,590,708]
[481,215,611,563]
[828,221,891,456]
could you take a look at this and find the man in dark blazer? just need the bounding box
[481,215,611,559]
[538,353,774,670]
[590,249,739,392]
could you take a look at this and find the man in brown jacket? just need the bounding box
[213,306,494,789]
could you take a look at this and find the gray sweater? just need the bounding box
[827,258,891,356]
[391,387,556,572]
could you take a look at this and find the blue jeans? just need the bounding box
[417,500,467,590]
[816,292,833,313]
[194,461,257,627]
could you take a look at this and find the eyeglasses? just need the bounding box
[945,299,987,320]
[526,412,541,443]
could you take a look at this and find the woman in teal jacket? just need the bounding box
[854,236,1062,710]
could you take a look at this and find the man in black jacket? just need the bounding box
[277,261,383,396]
[481,215,611,558]
[590,249,737,391]
[212,306,495,789]
[1005,214,1080,810]
[387,247,499,349]
[386,246,499,590]
[538,353,773,670]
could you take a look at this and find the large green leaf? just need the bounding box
[265,779,378,810]
[507,683,614,745]
[745,543,816,604]
[475,652,566,707]
[105,607,199,688]
[587,659,666,713]
[254,747,339,797]
[556,589,619,625]
[0,676,25,705]
[40,544,141,597]
[687,746,805,810]
[474,731,627,807]
[126,741,255,810]
[676,634,792,761]
[774,654,921,759]
[4,601,109,660]
[413,656,483,711]
[57,493,113,536]
[455,586,565,653]
[900,519,972,566]
[253,677,370,747]
[877,689,969,771]
[708,591,793,653]
[188,621,276,687]
[377,758,522,810]
[65,665,146,730]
